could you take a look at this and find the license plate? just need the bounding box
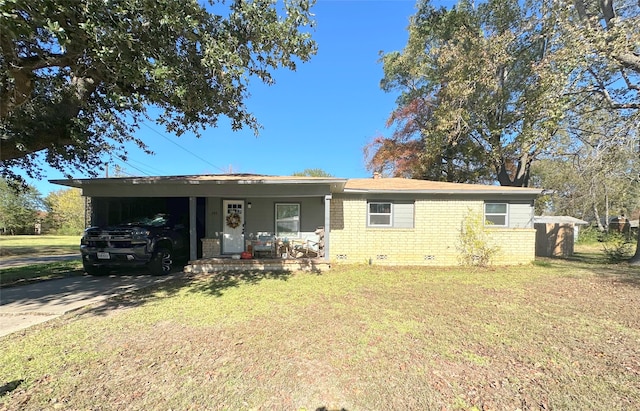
[97,252,110,260]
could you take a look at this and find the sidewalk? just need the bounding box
[0,273,180,337]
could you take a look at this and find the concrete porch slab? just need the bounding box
[184,257,330,273]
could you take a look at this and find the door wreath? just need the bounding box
[226,212,241,228]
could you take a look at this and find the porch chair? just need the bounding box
[290,235,320,258]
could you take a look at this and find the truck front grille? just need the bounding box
[84,229,140,248]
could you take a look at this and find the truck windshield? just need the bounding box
[124,214,170,227]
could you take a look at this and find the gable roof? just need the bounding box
[344,178,542,195]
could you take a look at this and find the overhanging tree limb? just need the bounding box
[0,0,318,184]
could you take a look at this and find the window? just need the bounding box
[275,203,300,237]
[484,203,508,226]
[367,201,415,228]
[368,202,392,227]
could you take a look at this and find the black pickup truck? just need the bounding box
[80,214,188,276]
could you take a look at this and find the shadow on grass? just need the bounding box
[0,380,24,397]
[85,270,294,317]
[0,264,84,288]
[185,270,294,297]
[536,249,640,288]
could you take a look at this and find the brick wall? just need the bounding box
[329,196,535,266]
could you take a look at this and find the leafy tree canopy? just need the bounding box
[368,0,639,187]
[0,178,42,234]
[292,168,333,177]
[1,0,317,186]
[45,187,85,235]
[551,0,640,112]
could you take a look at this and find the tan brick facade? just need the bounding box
[329,196,535,266]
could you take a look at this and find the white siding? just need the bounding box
[393,202,415,228]
[509,201,534,228]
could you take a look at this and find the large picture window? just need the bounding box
[275,203,300,237]
[368,202,392,227]
[484,203,508,227]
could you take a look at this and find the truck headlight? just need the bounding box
[131,228,151,240]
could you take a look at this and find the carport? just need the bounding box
[50,174,344,262]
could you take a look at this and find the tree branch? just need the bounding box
[1,74,97,161]
[615,52,640,74]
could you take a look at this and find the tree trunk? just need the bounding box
[593,203,605,232]
[604,190,610,232]
[496,156,531,187]
[629,218,640,265]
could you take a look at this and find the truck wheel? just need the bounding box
[83,261,108,276]
[149,247,172,276]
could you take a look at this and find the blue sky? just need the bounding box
[31,0,455,195]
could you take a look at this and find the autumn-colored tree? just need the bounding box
[364,98,492,183]
[44,188,86,235]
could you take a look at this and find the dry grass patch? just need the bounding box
[1,259,639,410]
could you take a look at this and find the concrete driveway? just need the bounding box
[0,273,181,338]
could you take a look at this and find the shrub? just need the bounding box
[602,233,635,263]
[457,210,500,267]
[576,225,602,244]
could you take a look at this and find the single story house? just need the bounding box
[51,174,542,269]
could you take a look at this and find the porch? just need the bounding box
[184,256,330,273]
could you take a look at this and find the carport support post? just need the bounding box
[323,194,331,261]
[189,197,197,261]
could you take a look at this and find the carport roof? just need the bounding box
[51,173,348,189]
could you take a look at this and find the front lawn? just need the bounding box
[1,258,639,410]
[0,235,80,257]
[0,261,84,287]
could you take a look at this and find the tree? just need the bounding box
[532,140,640,231]
[292,168,333,177]
[0,179,42,235]
[540,0,640,262]
[550,0,640,112]
[364,98,493,183]
[369,0,567,187]
[1,0,317,186]
[45,187,86,235]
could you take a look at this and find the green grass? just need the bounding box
[0,235,82,286]
[0,261,84,287]
[1,253,639,410]
[0,235,80,257]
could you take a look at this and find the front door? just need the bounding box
[222,200,244,253]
